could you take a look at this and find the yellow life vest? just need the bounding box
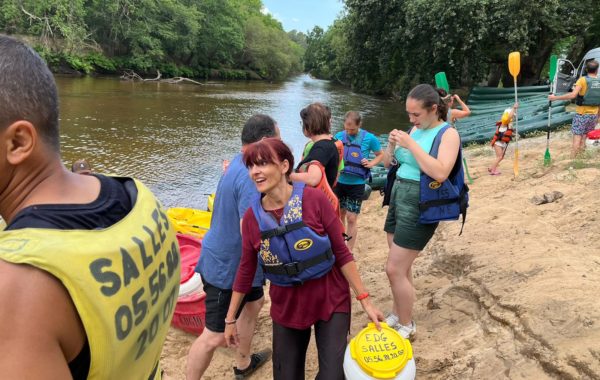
[0,178,180,380]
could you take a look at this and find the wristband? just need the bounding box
[224,318,237,325]
[356,292,369,301]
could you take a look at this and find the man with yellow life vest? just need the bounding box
[549,59,600,157]
[488,103,518,176]
[0,35,179,379]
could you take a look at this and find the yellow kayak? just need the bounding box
[167,208,212,238]
[207,194,215,212]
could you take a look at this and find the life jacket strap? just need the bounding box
[262,248,334,276]
[261,221,306,239]
[344,161,365,168]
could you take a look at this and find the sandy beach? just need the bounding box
[161,129,600,379]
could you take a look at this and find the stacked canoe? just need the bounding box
[366,85,575,189]
[457,85,574,144]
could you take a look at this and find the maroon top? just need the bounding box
[233,186,354,329]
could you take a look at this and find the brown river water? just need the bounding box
[57,74,409,209]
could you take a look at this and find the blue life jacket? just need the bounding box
[341,130,370,179]
[251,182,335,286]
[418,124,469,234]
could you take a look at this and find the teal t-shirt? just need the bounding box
[334,129,382,185]
[395,123,448,181]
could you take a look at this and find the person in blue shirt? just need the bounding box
[187,115,279,380]
[334,111,383,251]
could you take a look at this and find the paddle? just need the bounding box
[434,72,450,92]
[508,52,520,177]
[434,71,474,184]
[544,55,558,166]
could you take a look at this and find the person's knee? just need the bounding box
[196,329,226,351]
[385,260,400,278]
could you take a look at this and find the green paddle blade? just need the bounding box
[549,55,558,84]
[434,72,450,92]
[544,148,551,166]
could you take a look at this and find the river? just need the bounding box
[56,74,409,209]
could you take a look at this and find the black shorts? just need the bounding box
[202,279,264,333]
[334,183,365,214]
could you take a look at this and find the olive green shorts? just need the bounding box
[383,178,438,251]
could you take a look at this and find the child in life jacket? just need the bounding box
[489,103,518,175]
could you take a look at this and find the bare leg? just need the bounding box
[234,297,264,369]
[489,144,504,172]
[345,211,359,251]
[186,328,226,380]
[385,242,420,325]
[339,208,347,232]
[572,134,583,158]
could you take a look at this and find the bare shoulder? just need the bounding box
[0,259,83,376]
[441,126,460,143]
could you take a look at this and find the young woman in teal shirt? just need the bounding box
[382,84,461,339]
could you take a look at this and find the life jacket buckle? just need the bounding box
[283,262,301,276]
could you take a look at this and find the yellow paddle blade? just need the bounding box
[513,148,519,177]
[508,51,521,78]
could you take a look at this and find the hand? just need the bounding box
[224,323,239,348]
[361,158,373,168]
[387,129,399,146]
[513,102,519,109]
[360,298,384,331]
[452,94,461,101]
[548,94,557,102]
[389,129,413,149]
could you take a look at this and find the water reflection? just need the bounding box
[57,74,409,209]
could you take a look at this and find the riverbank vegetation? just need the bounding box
[305,0,600,97]
[0,0,305,80]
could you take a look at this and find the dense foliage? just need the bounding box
[305,0,600,96]
[0,0,305,80]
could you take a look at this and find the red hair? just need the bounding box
[243,137,294,177]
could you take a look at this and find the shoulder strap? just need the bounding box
[428,123,451,157]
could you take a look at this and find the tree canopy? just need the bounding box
[305,0,600,96]
[0,0,306,80]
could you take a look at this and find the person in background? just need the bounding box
[71,159,92,175]
[488,103,518,175]
[0,34,178,379]
[549,59,600,157]
[440,91,471,126]
[186,115,278,380]
[224,138,383,380]
[291,103,341,215]
[382,84,466,340]
[333,111,383,250]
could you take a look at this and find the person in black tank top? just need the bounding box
[291,102,340,188]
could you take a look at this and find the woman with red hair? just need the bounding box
[224,138,383,380]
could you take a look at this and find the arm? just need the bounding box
[451,95,471,119]
[0,261,84,378]
[340,261,384,329]
[362,150,384,168]
[390,127,460,183]
[223,291,246,347]
[316,191,384,328]
[289,164,322,187]
[549,84,582,101]
[361,136,384,168]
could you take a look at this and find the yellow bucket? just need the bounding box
[343,323,416,380]
[167,208,212,239]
